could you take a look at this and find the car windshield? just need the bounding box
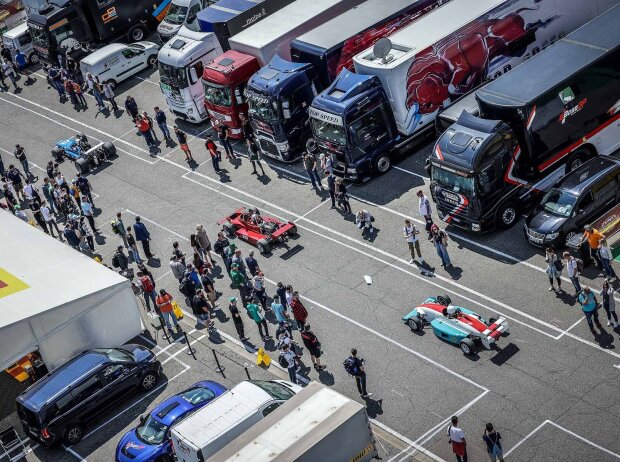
[29,24,49,48]
[310,118,346,146]
[249,380,295,400]
[181,386,216,405]
[92,348,133,362]
[431,166,474,194]
[203,81,232,107]
[159,62,189,89]
[136,415,168,445]
[247,92,278,121]
[165,4,188,25]
[540,188,577,217]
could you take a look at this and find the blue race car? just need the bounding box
[115,380,227,462]
[51,133,116,174]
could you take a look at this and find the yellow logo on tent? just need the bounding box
[0,268,29,299]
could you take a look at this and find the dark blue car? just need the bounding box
[115,381,227,462]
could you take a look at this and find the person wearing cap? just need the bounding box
[577,286,601,335]
[430,224,451,268]
[245,250,259,277]
[581,225,605,270]
[228,297,247,340]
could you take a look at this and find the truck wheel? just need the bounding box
[102,142,116,158]
[566,148,589,171]
[407,317,421,332]
[28,53,39,65]
[436,295,452,306]
[51,147,64,162]
[459,338,476,356]
[147,55,158,68]
[496,202,517,229]
[257,239,270,254]
[222,222,235,237]
[373,154,391,174]
[64,424,83,445]
[128,25,146,42]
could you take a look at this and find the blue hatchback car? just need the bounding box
[115,381,227,462]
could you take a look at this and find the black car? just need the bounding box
[16,345,162,447]
[524,157,620,247]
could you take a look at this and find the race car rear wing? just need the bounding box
[480,317,509,349]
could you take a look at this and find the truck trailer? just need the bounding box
[203,0,362,138]
[246,0,449,162]
[158,0,292,122]
[430,4,620,233]
[209,381,378,462]
[309,0,616,181]
[23,0,171,63]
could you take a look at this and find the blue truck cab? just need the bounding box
[246,55,319,162]
[309,69,398,181]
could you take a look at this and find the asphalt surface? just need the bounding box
[1,62,620,462]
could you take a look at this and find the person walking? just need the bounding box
[137,115,155,148]
[563,252,582,296]
[103,82,118,110]
[80,196,98,233]
[154,107,170,140]
[41,201,61,238]
[447,416,467,462]
[2,59,19,91]
[545,248,563,292]
[133,216,154,259]
[290,292,308,331]
[126,227,142,264]
[303,151,322,190]
[125,95,139,121]
[581,225,605,269]
[142,111,158,142]
[483,423,504,462]
[174,126,194,163]
[205,135,221,173]
[14,145,32,181]
[247,139,265,175]
[230,264,250,305]
[344,348,372,398]
[246,301,271,340]
[155,289,181,335]
[280,343,297,384]
[301,324,325,371]
[112,245,129,271]
[430,224,451,268]
[600,281,618,328]
[335,178,352,214]
[325,171,336,209]
[195,224,214,265]
[228,297,248,340]
[403,219,424,264]
[417,190,434,239]
[217,125,235,160]
[599,239,617,281]
[577,287,601,335]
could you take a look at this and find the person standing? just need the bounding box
[14,145,32,181]
[65,78,79,107]
[430,224,451,268]
[114,212,129,248]
[80,196,98,233]
[92,82,107,111]
[78,216,95,251]
[581,225,605,270]
[192,289,215,328]
[137,271,158,312]
[290,292,308,331]
[231,248,247,277]
[239,113,254,141]
[201,271,218,310]
[137,115,155,148]
[155,289,181,335]
[213,232,231,272]
[600,280,618,328]
[301,324,325,371]
[125,95,139,121]
[174,126,194,163]
[5,164,25,201]
[63,223,81,250]
[30,199,49,234]
[205,135,220,173]
[447,416,467,462]
[483,423,504,462]
[325,171,336,209]
[218,125,235,160]
[103,82,118,110]
[303,151,322,190]
[403,219,424,264]
[76,172,94,206]
[41,201,61,238]
[345,348,371,398]
[194,224,213,264]
[228,298,247,340]
[271,296,288,324]
[563,252,581,296]
[230,264,250,305]
[2,59,19,91]
[133,216,154,259]
[245,250,259,277]
[112,246,129,271]
[545,248,562,292]
[126,227,142,264]
[154,107,170,140]
[276,281,287,307]
[142,111,158,142]
[252,272,267,310]
[577,287,601,335]
[246,301,271,340]
[73,80,87,107]
[42,178,57,214]
[417,190,434,238]
[599,239,617,281]
[247,139,265,176]
[170,255,187,282]
[335,179,352,214]
[280,343,297,384]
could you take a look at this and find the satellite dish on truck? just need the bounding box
[374,38,392,64]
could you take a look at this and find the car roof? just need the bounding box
[81,43,128,65]
[149,381,227,426]
[555,157,620,195]
[18,351,111,409]
[3,22,28,39]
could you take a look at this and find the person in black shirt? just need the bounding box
[347,348,372,398]
[218,125,235,160]
[246,139,265,176]
[228,297,247,340]
[239,113,254,141]
[325,171,336,209]
[174,125,194,163]
[192,289,214,328]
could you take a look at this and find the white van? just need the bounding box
[157,0,209,43]
[2,23,37,65]
[171,380,302,462]
[79,42,160,89]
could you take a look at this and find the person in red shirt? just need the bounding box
[205,134,220,173]
[137,115,155,148]
[289,291,308,331]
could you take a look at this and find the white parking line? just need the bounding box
[161,335,206,364]
[371,419,447,462]
[393,165,428,179]
[293,199,330,223]
[153,328,197,355]
[137,334,190,369]
[63,444,88,461]
[556,317,584,339]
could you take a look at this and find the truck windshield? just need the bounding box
[431,166,474,194]
[164,4,188,25]
[159,62,189,89]
[540,188,577,217]
[203,81,232,107]
[29,25,49,48]
[311,118,346,146]
[247,92,278,121]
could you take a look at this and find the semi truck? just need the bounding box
[246,0,449,162]
[23,0,171,63]
[308,0,616,181]
[209,381,378,462]
[157,0,214,43]
[429,4,620,233]
[203,0,362,139]
[158,0,292,123]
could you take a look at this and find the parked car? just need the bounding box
[79,42,160,89]
[115,380,227,462]
[16,345,162,447]
[524,157,620,247]
[2,23,37,65]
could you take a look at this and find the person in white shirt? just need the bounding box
[599,239,617,281]
[417,190,434,238]
[447,415,467,462]
[41,201,61,238]
[403,219,424,264]
[80,197,98,233]
[355,209,374,234]
[563,251,581,295]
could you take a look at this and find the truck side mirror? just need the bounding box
[578,209,584,215]
[234,88,243,105]
[189,67,198,84]
[282,100,291,119]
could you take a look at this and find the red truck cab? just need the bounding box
[202,51,260,139]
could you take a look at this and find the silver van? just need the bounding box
[2,23,37,65]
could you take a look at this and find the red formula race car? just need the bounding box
[217,207,298,254]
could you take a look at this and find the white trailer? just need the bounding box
[228,0,363,66]
[352,0,617,137]
[209,381,378,462]
[0,212,144,372]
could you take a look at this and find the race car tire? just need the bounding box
[459,338,476,356]
[222,222,235,237]
[51,147,64,162]
[436,295,452,306]
[288,226,298,237]
[75,158,89,174]
[489,317,497,325]
[257,239,270,254]
[407,318,421,332]
[102,141,116,158]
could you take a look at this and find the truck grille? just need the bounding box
[259,138,279,158]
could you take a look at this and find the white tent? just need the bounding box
[0,211,144,371]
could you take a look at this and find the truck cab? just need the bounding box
[157,0,207,43]
[246,55,319,162]
[309,69,397,181]
[202,50,260,138]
